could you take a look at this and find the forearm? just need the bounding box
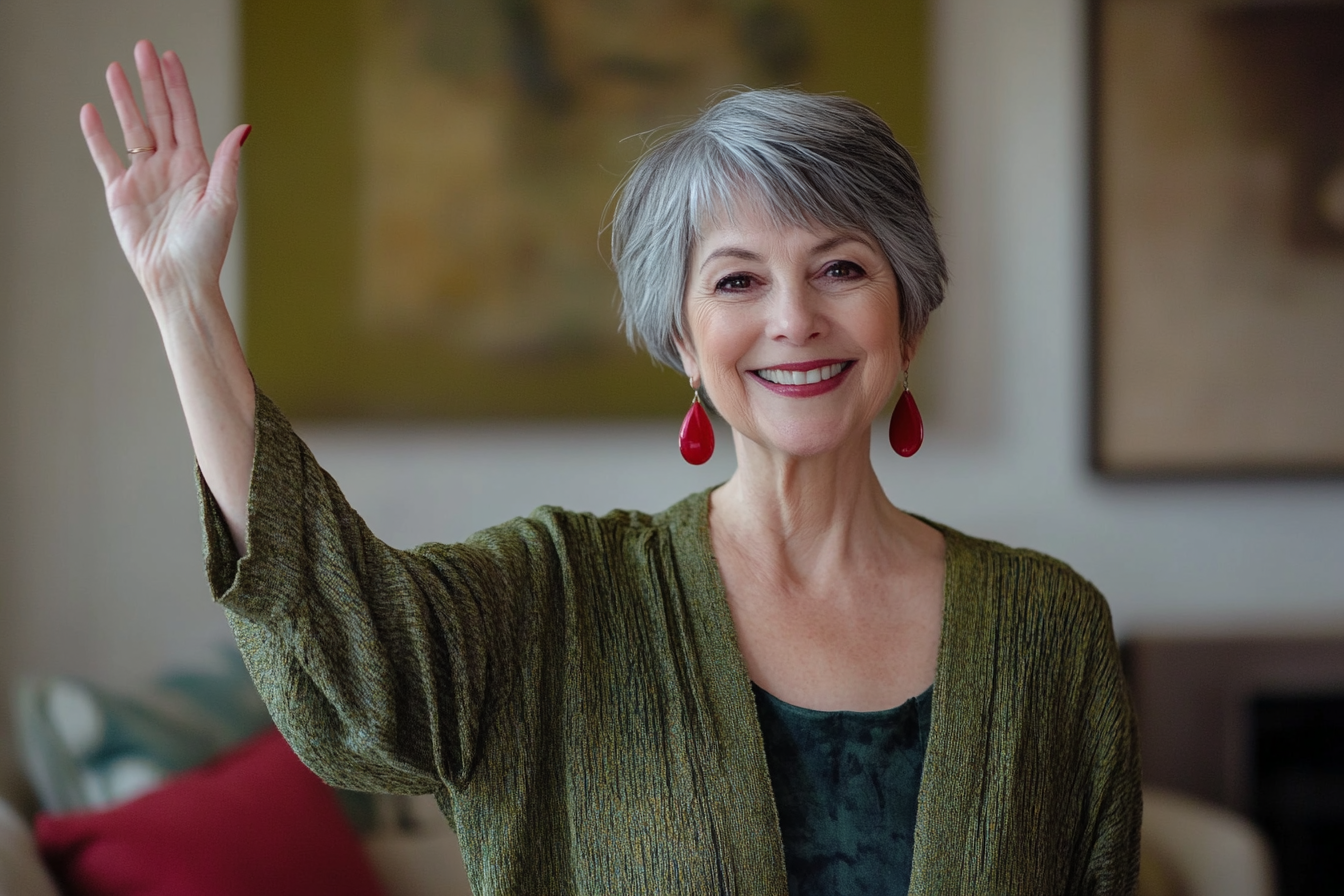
[154,280,254,555]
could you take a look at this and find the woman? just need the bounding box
[82,41,1140,895]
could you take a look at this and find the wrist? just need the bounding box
[147,278,226,326]
[138,251,223,305]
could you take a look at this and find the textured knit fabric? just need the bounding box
[752,682,931,895]
[201,388,1142,896]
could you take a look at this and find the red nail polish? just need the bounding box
[241,125,252,146]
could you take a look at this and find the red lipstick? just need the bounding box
[750,360,854,397]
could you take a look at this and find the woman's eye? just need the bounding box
[715,274,755,292]
[822,260,865,279]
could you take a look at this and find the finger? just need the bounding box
[161,50,203,152]
[106,61,155,157]
[80,103,126,187]
[134,40,175,151]
[207,124,252,205]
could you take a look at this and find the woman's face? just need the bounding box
[676,201,908,460]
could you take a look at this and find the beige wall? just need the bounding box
[0,0,241,796]
[3,0,1344,800]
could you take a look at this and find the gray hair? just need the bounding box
[610,88,948,373]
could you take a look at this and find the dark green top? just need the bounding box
[202,388,1142,895]
[754,683,932,896]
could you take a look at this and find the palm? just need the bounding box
[81,41,249,301]
[107,149,222,291]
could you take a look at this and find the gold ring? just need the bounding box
[127,145,156,155]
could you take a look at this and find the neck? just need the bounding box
[710,426,910,587]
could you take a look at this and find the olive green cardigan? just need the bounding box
[202,390,1141,895]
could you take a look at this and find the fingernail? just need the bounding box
[241,125,252,146]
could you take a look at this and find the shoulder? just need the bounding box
[520,487,711,542]
[451,489,711,572]
[923,518,1117,652]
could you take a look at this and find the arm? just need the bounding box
[82,44,563,795]
[1077,606,1143,896]
[202,389,569,794]
[81,40,253,553]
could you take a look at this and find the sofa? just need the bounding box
[4,655,473,896]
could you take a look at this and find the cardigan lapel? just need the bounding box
[908,524,998,894]
[663,489,791,895]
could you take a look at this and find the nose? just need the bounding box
[766,280,826,345]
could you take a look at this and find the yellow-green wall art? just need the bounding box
[244,0,929,418]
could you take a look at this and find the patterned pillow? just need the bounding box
[12,646,374,830]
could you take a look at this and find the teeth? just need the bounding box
[757,362,846,386]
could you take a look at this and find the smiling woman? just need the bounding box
[81,45,1141,896]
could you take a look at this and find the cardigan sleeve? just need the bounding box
[199,386,567,797]
[1074,588,1143,896]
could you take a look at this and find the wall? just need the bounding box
[3,0,1343,798]
[0,0,242,795]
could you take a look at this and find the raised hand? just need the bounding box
[81,39,250,308]
[81,41,257,554]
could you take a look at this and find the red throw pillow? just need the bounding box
[35,728,386,896]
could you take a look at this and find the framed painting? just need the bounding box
[242,0,930,419]
[1090,0,1344,476]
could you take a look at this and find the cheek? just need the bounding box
[685,310,756,415]
[688,305,750,372]
[859,299,905,366]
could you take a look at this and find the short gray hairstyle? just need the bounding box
[610,88,948,373]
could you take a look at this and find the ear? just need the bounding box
[901,331,924,371]
[674,334,702,387]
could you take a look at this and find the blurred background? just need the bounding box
[1,0,1342,893]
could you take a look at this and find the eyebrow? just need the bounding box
[697,234,872,273]
[698,247,762,270]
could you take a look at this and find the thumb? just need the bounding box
[207,124,251,205]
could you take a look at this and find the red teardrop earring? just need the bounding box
[889,370,924,457]
[679,386,715,465]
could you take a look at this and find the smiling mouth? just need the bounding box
[753,362,851,386]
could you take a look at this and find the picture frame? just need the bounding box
[1089,0,1344,476]
[242,0,931,419]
